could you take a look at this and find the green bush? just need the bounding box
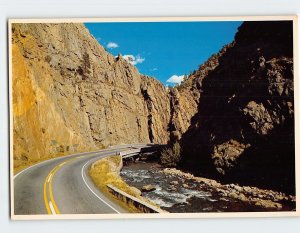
[160,141,181,167]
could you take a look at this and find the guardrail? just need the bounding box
[107,184,167,213]
[119,148,142,158]
[119,145,162,158]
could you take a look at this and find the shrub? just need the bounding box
[58,144,64,153]
[160,141,181,167]
[51,140,57,145]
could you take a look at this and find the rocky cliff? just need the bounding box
[12,23,170,168]
[168,43,233,141]
[178,21,295,194]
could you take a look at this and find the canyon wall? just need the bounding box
[178,21,295,194]
[12,23,170,166]
[168,44,233,141]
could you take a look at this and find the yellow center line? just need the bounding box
[43,156,82,215]
[43,176,51,214]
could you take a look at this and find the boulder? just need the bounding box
[170,180,179,185]
[142,184,156,192]
[254,200,282,210]
[130,187,142,196]
[182,183,190,189]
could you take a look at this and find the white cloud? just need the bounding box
[107,42,119,49]
[135,55,145,64]
[166,75,185,84]
[123,54,145,65]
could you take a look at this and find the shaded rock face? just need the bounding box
[179,21,295,194]
[168,44,232,141]
[12,23,170,163]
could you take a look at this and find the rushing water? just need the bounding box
[120,161,273,213]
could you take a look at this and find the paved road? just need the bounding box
[13,144,150,215]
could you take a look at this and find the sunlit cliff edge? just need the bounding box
[12,23,170,170]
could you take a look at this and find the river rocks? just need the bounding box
[228,192,239,199]
[238,193,247,202]
[161,166,295,210]
[167,186,177,192]
[170,180,179,185]
[182,183,190,189]
[228,192,247,202]
[163,168,194,180]
[121,160,296,212]
[243,186,252,193]
[142,184,156,192]
[168,180,179,191]
[195,177,222,188]
[254,199,282,210]
[233,185,244,192]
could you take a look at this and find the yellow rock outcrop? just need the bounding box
[12,23,171,171]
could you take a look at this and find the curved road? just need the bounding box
[13,144,149,215]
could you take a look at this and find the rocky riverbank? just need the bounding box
[120,160,296,213]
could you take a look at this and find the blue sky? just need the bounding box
[85,21,242,85]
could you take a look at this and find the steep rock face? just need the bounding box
[12,23,170,165]
[179,21,295,194]
[168,44,233,141]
